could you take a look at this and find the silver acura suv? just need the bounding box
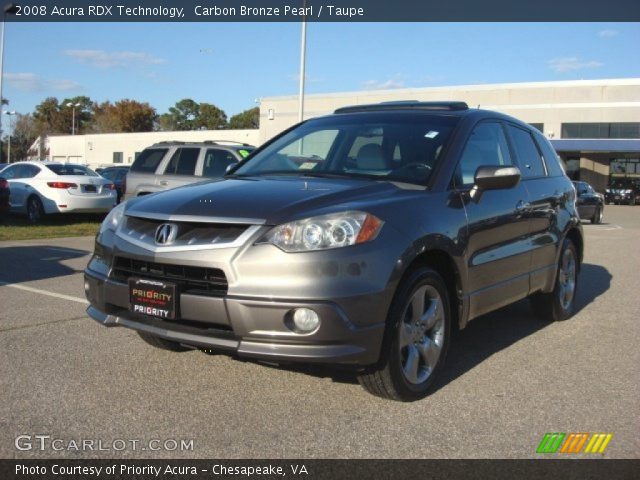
[124,140,255,200]
[85,102,582,401]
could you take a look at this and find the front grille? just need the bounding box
[123,216,248,248]
[110,256,228,296]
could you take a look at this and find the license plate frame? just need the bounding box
[129,278,177,320]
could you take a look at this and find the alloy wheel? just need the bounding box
[398,285,445,385]
[558,248,576,310]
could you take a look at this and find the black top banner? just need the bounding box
[3,0,640,22]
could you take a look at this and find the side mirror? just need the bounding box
[474,165,521,191]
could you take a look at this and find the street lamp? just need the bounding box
[3,109,16,162]
[66,102,82,135]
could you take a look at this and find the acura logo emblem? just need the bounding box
[154,223,178,245]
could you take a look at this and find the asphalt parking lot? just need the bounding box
[1,206,638,459]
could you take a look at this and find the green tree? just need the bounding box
[196,103,227,130]
[1,113,40,162]
[228,107,259,129]
[159,98,200,131]
[32,96,94,135]
[158,99,228,131]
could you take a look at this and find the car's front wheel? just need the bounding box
[358,267,450,401]
[530,239,578,321]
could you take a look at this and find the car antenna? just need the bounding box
[477,104,481,109]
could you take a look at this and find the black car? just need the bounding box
[85,101,583,401]
[605,178,640,205]
[573,181,604,224]
[98,166,129,203]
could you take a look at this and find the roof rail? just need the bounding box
[155,141,185,145]
[334,101,469,114]
[202,140,253,147]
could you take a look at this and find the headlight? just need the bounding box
[99,202,126,234]
[259,211,383,252]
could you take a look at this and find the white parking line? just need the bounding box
[0,280,88,304]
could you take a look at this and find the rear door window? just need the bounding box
[202,149,237,178]
[130,148,168,173]
[164,148,200,176]
[533,132,565,177]
[507,125,546,178]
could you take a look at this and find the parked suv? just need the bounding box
[604,178,640,205]
[124,141,255,200]
[85,102,583,401]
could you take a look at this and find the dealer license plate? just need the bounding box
[129,278,177,320]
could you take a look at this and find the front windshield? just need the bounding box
[232,114,459,186]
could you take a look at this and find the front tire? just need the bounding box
[530,239,578,321]
[137,331,190,352]
[591,206,603,224]
[358,268,451,401]
[27,196,44,224]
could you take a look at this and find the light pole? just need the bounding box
[66,101,81,135]
[3,109,15,162]
[0,4,19,157]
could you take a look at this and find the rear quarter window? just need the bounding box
[533,132,565,177]
[130,148,168,173]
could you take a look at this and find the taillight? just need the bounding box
[47,182,78,189]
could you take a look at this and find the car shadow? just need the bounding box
[0,245,91,285]
[234,263,612,391]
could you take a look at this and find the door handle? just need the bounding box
[515,200,531,213]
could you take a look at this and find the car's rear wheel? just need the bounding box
[358,267,450,401]
[137,331,191,352]
[26,196,44,224]
[530,239,578,322]
[591,206,603,224]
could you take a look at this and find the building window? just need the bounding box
[529,123,544,132]
[561,123,640,139]
[113,152,123,164]
[611,159,640,176]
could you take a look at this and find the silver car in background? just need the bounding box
[124,141,255,200]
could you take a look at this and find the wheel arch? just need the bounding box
[398,248,467,331]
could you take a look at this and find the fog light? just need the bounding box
[84,281,90,293]
[291,308,320,333]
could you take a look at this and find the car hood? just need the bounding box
[125,176,405,225]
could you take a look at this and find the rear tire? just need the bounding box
[26,196,44,224]
[590,206,603,224]
[530,239,578,322]
[137,331,190,352]
[358,267,451,401]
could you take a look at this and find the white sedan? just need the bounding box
[1,161,117,222]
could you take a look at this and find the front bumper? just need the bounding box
[84,267,387,365]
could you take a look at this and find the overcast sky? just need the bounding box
[3,22,639,120]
